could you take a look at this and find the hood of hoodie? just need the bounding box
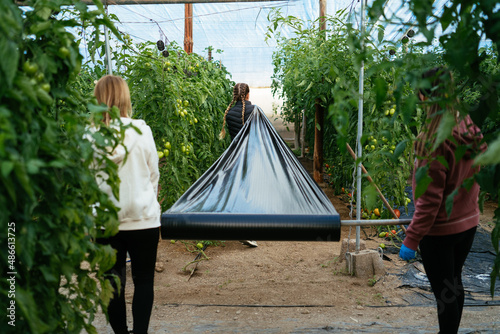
[448,115,485,160]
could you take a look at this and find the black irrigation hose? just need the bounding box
[162,302,500,308]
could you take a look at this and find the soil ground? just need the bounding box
[89,156,500,334]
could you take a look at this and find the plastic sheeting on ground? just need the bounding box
[161,106,340,241]
[398,225,500,304]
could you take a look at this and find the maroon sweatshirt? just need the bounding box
[403,115,485,251]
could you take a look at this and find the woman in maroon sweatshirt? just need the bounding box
[399,67,485,334]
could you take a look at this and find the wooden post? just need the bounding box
[313,0,327,183]
[313,99,324,183]
[319,0,326,30]
[184,3,193,54]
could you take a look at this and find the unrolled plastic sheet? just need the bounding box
[161,106,340,241]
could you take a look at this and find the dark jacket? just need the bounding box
[226,100,255,140]
[403,115,486,250]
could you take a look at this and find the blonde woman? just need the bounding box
[400,67,485,333]
[94,75,160,334]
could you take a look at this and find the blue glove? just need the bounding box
[399,244,416,261]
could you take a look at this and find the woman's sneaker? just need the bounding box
[240,240,258,247]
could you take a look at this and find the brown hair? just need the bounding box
[414,67,458,157]
[219,83,250,139]
[94,75,133,125]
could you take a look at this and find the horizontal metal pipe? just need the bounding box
[340,218,412,226]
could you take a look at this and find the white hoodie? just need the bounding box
[96,117,161,230]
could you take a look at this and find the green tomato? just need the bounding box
[183,100,189,107]
[163,149,169,157]
[58,46,70,59]
[197,242,203,249]
[157,151,164,159]
[164,141,171,150]
[41,83,51,93]
[170,240,176,244]
[35,72,45,82]
[23,61,38,75]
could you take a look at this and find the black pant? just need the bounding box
[419,226,476,334]
[97,227,160,334]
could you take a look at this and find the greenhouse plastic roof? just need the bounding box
[78,0,451,87]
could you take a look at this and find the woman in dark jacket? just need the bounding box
[219,83,255,140]
[219,83,258,247]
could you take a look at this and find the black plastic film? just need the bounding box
[161,106,340,241]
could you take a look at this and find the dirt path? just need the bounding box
[88,159,500,333]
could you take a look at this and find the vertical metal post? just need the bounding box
[104,5,112,75]
[356,0,365,252]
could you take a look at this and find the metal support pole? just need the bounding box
[341,218,412,226]
[355,0,365,251]
[104,5,113,75]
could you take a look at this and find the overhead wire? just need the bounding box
[116,1,291,24]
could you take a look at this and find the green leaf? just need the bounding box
[377,25,385,44]
[475,134,500,165]
[297,79,307,87]
[393,140,407,159]
[435,155,449,169]
[433,112,456,151]
[445,188,458,218]
[374,76,387,108]
[1,161,14,177]
[414,165,433,199]
[367,0,387,20]
[0,38,18,88]
[35,7,52,20]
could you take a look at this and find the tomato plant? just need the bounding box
[0,1,125,333]
[267,9,422,214]
[107,40,233,210]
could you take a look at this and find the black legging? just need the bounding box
[97,227,159,334]
[419,226,476,334]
